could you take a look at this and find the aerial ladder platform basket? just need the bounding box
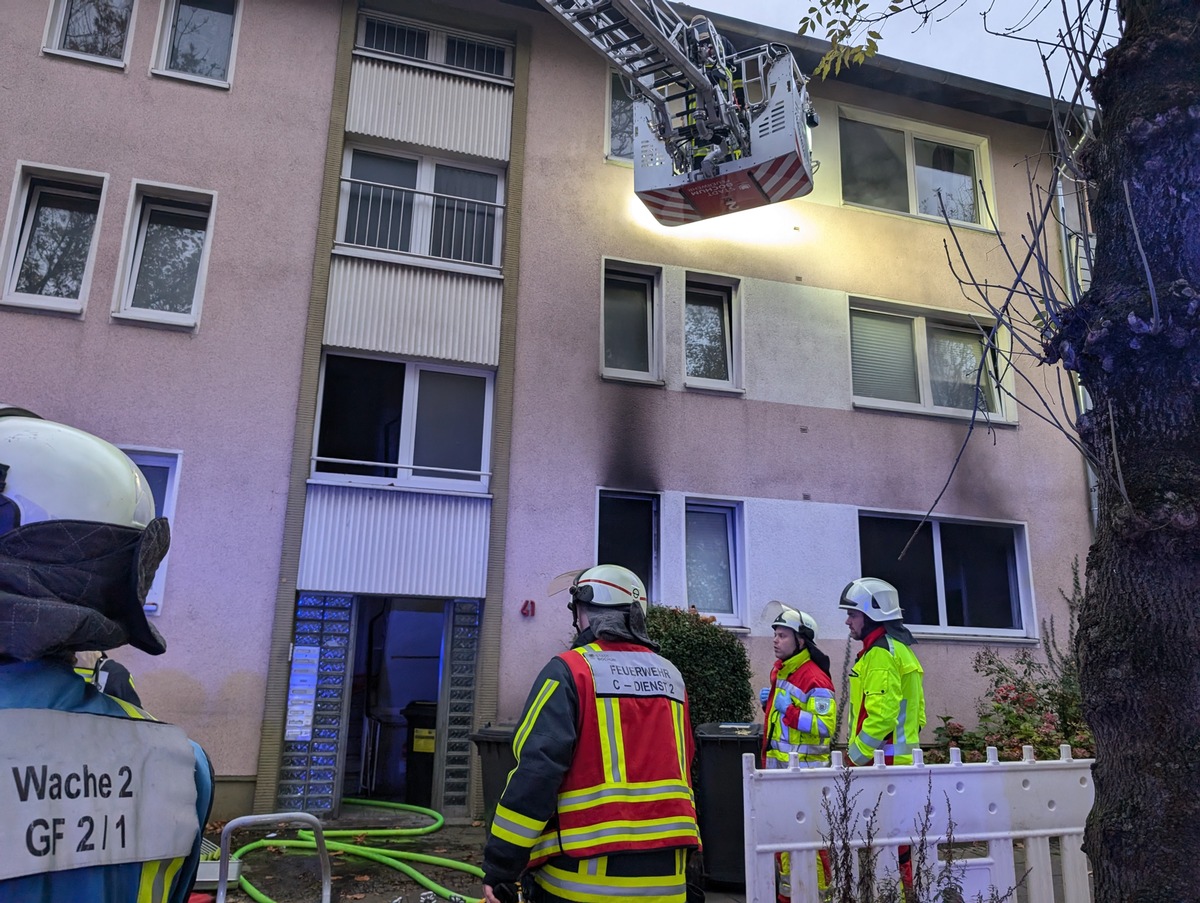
[535,0,817,226]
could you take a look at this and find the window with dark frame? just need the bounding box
[858,513,1023,632]
[597,491,658,598]
[315,353,490,489]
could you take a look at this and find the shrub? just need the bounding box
[926,560,1094,763]
[645,605,754,729]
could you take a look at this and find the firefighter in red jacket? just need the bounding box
[482,565,700,903]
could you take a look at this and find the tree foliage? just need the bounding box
[645,605,754,730]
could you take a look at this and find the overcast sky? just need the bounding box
[697,0,1104,97]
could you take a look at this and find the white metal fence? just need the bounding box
[742,746,1094,903]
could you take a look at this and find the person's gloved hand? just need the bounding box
[773,690,792,717]
[759,687,770,708]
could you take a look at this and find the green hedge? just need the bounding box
[646,605,754,729]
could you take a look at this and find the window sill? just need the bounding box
[112,309,198,331]
[601,372,665,387]
[852,398,1017,427]
[606,155,634,169]
[684,381,745,396]
[307,476,492,500]
[842,201,997,234]
[150,68,232,90]
[0,293,84,316]
[910,631,1039,645]
[41,47,127,69]
[332,245,503,280]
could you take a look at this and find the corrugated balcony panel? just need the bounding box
[347,58,512,161]
[299,483,490,597]
[325,257,501,365]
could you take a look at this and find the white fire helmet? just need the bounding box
[0,407,155,534]
[569,564,648,614]
[838,578,903,622]
[771,606,818,639]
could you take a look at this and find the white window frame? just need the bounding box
[311,352,495,494]
[600,259,662,384]
[1,162,108,314]
[838,106,993,228]
[335,145,505,277]
[684,498,744,627]
[112,180,215,328]
[354,11,514,84]
[151,0,243,89]
[43,0,138,68]
[121,447,181,615]
[857,509,1034,639]
[596,488,660,604]
[849,297,1015,423]
[683,275,742,392]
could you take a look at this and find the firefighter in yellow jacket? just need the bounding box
[481,565,700,903]
[840,577,926,891]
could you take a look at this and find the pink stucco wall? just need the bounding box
[0,1,341,776]
[494,7,1093,736]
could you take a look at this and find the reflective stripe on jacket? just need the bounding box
[529,641,700,864]
[483,638,699,885]
[762,648,836,768]
[847,627,926,765]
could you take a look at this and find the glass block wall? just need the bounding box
[440,599,481,814]
[277,593,353,814]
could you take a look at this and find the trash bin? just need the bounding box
[402,700,438,808]
[694,721,762,885]
[469,723,517,826]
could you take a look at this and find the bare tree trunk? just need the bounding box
[1051,2,1200,899]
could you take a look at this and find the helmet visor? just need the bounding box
[0,495,20,536]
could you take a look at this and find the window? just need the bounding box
[123,449,181,614]
[339,149,503,269]
[840,113,984,224]
[2,167,105,313]
[115,184,214,327]
[685,280,738,389]
[858,513,1029,636]
[357,13,513,80]
[45,0,135,64]
[609,72,635,160]
[850,303,1005,418]
[602,263,659,381]
[685,500,741,623]
[155,0,240,85]
[597,491,658,599]
[314,353,493,492]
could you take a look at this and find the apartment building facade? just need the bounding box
[1,0,1093,821]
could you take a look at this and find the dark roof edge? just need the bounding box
[678,2,1067,131]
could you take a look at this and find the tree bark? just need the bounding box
[1050,2,1200,899]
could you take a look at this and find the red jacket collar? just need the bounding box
[858,625,887,657]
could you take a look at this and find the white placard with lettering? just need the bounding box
[284,645,320,742]
[0,709,198,880]
[583,649,686,702]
